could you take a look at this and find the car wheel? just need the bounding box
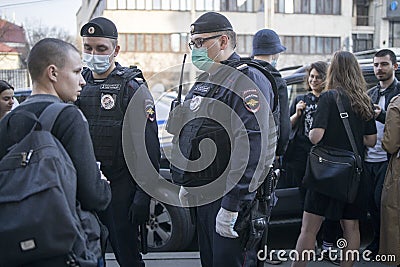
[147,198,196,251]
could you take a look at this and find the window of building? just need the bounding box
[127,34,136,50]
[118,35,126,51]
[127,1,136,9]
[352,33,373,52]
[107,0,117,9]
[275,0,341,15]
[117,0,126,9]
[171,0,180,10]
[136,35,145,51]
[170,33,181,52]
[153,0,161,9]
[108,0,258,11]
[152,35,162,52]
[236,34,253,55]
[119,33,190,53]
[282,35,341,54]
[161,35,169,52]
[356,0,370,26]
[390,22,400,47]
[161,0,170,10]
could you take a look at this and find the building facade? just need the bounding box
[76,0,396,90]
[0,19,30,88]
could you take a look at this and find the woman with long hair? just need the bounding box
[291,51,377,267]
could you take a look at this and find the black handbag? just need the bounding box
[303,95,362,203]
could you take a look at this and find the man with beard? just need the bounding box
[364,49,399,257]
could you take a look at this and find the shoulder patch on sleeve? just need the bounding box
[145,99,156,122]
[243,89,260,113]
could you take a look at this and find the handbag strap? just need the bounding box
[335,94,362,168]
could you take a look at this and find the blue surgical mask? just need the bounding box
[191,47,214,72]
[271,59,278,68]
[82,50,114,74]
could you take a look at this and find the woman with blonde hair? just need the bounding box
[291,51,377,267]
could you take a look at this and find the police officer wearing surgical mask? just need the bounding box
[77,17,160,267]
[170,12,276,267]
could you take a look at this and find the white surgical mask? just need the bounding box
[82,49,115,74]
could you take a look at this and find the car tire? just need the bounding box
[147,198,196,252]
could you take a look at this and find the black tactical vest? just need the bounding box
[78,66,145,167]
[171,75,231,186]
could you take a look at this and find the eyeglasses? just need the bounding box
[188,34,222,50]
[309,74,323,80]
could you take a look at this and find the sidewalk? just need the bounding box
[105,252,201,267]
[105,252,390,267]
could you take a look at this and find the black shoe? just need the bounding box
[323,252,340,266]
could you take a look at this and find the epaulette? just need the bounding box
[116,66,146,85]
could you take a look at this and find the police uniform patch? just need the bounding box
[88,26,95,34]
[145,99,156,122]
[190,95,202,112]
[101,94,115,110]
[243,89,260,113]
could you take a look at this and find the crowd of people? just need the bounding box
[0,11,399,267]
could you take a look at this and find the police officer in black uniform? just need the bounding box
[252,28,290,158]
[170,12,276,267]
[78,17,160,267]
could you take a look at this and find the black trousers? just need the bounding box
[98,175,144,267]
[364,161,388,247]
[196,199,256,267]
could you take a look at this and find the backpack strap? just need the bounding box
[224,58,279,112]
[39,103,74,132]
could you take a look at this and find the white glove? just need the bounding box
[100,171,110,184]
[215,207,239,238]
[178,186,189,207]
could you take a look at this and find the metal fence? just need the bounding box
[0,69,30,89]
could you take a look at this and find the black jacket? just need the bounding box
[0,94,111,212]
[367,78,400,123]
[253,59,290,156]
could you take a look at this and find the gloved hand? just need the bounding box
[178,186,189,207]
[215,207,239,238]
[128,190,150,225]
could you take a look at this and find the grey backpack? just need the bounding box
[0,103,102,267]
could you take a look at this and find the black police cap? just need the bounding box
[80,17,118,39]
[190,12,233,35]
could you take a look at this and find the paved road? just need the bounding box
[106,222,389,266]
[105,250,390,267]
